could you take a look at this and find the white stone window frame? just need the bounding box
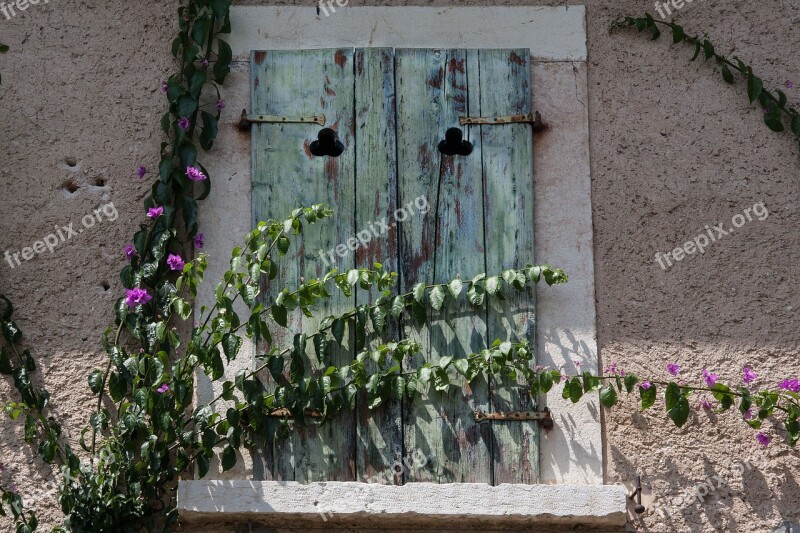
[180,5,626,529]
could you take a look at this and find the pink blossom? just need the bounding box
[703,369,718,387]
[186,166,207,181]
[147,206,164,219]
[639,381,652,390]
[743,367,757,384]
[756,432,771,447]
[666,363,680,376]
[166,254,185,271]
[194,232,204,249]
[123,244,136,260]
[125,288,152,307]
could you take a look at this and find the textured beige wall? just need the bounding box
[0,1,798,532]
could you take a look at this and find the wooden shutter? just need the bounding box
[250,48,537,485]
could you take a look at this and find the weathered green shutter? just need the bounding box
[250,48,537,485]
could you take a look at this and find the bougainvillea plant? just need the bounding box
[0,5,799,533]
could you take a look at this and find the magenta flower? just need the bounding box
[666,363,680,376]
[215,99,225,111]
[147,206,164,219]
[186,166,207,181]
[166,254,185,271]
[700,399,713,410]
[157,383,170,394]
[178,116,190,130]
[125,288,152,307]
[605,362,626,376]
[201,58,209,69]
[136,166,147,178]
[778,379,800,393]
[743,408,754,420]
[743,367,757,384]
[756,432,771,447]
[123,244,136,260]
[639,381,652,390]
[786,80,794,89]
[194,232,204,249]
[160,80,168,93]
[703,369,718,387]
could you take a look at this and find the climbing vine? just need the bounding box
[610,13,800,138]
[0,6,799,533]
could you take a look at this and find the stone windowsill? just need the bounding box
[177,480,628,530]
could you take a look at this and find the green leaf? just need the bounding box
[412,282,426,303]
[640,384,657,410]
[466,283,485,306]
[222,333,242,361]
[567,377,583,403]
[485,276,501,295]
[447,279,463,298]
[539,371,554,393]
[429,286,445,310]
[271,304,288,327]
[599,384,618,408]
[331,318,345,345]
[791,115,800,137]
[199,111,219,150]
[88,369,104,395]
[453,358,469,377]
[176,95,198,118]
[624,374,639,393]
[210,0,232,17]
[667,394,690,428]
[721,64,734,84]
[671,24,685,44]
[268,355,284,382]
[213,38,233,84]
[0,347,12,374]
[390,295,405,318]
[347,269,360,287]
[690,42,701,61]
[197,453,210,478]
[747,73,763,103]
[702,40,714,61]
[764,107,784,132]
[221,445,236,471]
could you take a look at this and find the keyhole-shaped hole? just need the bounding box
[310,128,345,157]
[438,127,473,156]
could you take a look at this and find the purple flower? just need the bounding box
[639,381,652,390]
[157,383,170,394]
[574,360,583,368]
[215,99,225,111]
[166,254,185,271]
[743,367,757,384]
[194,232,204,249]
[786,80,794,89]
[161,80,168,94]
[147,206,164,219]
[743,408,754,420]
[605,362,625,376]
[125,288,152,307]
[201,58,209,69]
[778,378,800,393]
[756,432,771,447]
[136,165,147,178]
[666,363,680,376]
[700,399,713,410]
[178,116,190,131]
[123,244,136,260]
[703,369,718,387]
[186,166,207,181]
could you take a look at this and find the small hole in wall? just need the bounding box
[100,282,110,291]
[62,180,79,193]
[65,157,78,167]
[94,177,106,187]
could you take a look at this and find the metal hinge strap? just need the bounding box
[459,111,545,132]
[238,109,326,129]
[473,407,553,430]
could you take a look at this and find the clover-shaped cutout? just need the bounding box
[310,128,345,157]
[438,127,473,156]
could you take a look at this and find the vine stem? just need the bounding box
[91,321,124,463]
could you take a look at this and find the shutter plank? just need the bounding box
[251,49,357,482]
[396,49,491,484]
[353,48,403,483]
[477,49,539,484]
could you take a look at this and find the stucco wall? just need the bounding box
[0,1,798,532]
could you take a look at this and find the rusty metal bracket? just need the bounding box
[459,111,546,132]
[238,109,326,130]
[473,407,553,430]
[266,408,323,418]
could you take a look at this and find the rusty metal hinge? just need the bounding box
[238,109,326,130]
[473,407,553,430]
[266,408,323,418]
[459,111,546,132]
